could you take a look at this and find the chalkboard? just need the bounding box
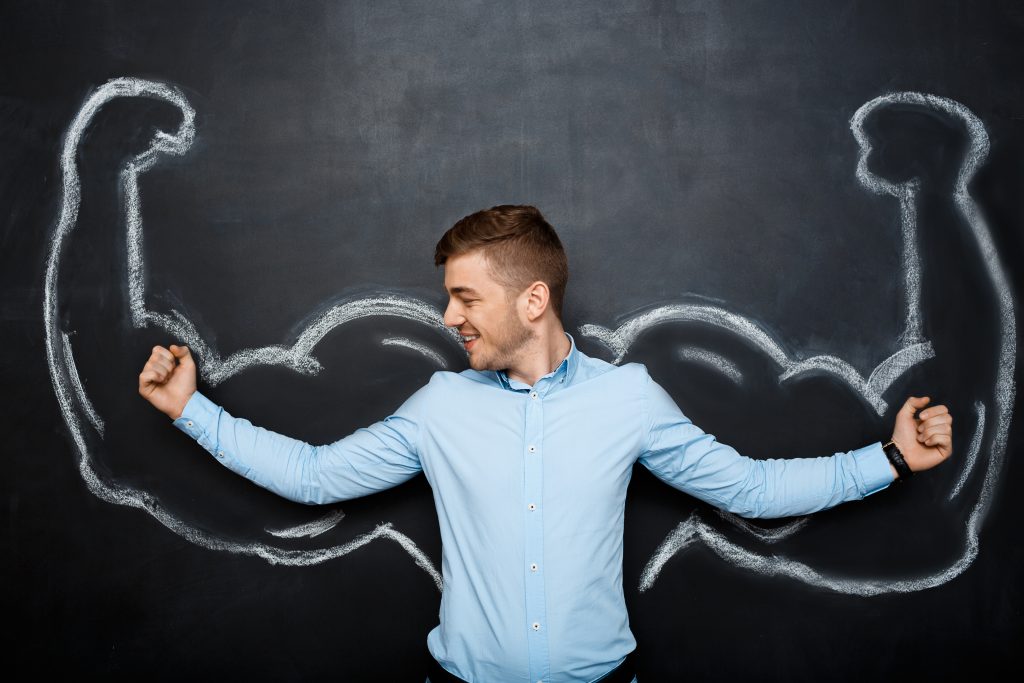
[3,1,1023,679]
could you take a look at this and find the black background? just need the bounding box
[3,1,1023,680]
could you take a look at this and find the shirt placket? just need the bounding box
[523,380,550,683]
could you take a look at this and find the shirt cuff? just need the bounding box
[171,390,222,456]
[855,441,896,496]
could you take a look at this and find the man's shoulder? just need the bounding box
[394,370,477,413]
[573,346,651,388]
[426,368,495,391]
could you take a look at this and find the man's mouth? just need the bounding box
[461,333,480,350]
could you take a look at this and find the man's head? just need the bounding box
[435,205,569,371]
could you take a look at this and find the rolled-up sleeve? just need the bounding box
[636,369,894,518]
[172,379,431,505]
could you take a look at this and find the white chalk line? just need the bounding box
[266,509,347,539]
[45,77,454,587]
[580,303,895,414]
[639,512,978,596]
[624,92,1015,595]
[866,342,935,397]
[714,509,808,543]
[676,346,743,385]
[61,331,105,437]
[949,401,985,501]
[123,138,458,386]
[382,336,449,369]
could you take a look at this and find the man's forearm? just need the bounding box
[725,442,895,519]
[172,390,328,504]
[172,389,425,505]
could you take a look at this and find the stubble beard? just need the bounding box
[470,305,535,372]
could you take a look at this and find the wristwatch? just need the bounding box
[882,440,913,481]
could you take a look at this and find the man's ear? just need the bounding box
[523,281,550,322]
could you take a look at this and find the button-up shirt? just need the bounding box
[173,331,893,683]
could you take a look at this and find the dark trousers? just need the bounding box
[426,649,637,683]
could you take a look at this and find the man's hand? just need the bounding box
[890,396,953,474]
[138,344,196,420]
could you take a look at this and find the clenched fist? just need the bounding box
[138,344,196,419]
[890,395,953,475]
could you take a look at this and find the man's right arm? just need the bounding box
[171,389,425,505]
[139,343,426,505]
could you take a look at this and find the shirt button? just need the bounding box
[528,445,536,453]
[186,420,193,427]
[530,563,538,572]
[530,391,538,399]
[217,451,224,458]
[527,503,536,511]
[532,622,541,631]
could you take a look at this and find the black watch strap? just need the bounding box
[883,440,913,481]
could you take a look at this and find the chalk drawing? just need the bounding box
[266,510,347,539]
[714,510,808,543]
[44,77,457,588]
[949,401,985,501]
[61,331,105,437]
[676,346,744,385]
[45,80,1013,599]
[382,337,449,369]
[628,92,1016,595]
[639,512,972,596]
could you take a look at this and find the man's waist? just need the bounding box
[427,648,637,683]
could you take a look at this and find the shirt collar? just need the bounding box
[495,331,579,392]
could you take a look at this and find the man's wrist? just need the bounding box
[170,391,195,421]
[882,440,913,481]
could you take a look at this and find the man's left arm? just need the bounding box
[636,370,953,519]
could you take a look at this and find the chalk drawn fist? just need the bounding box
[591,92,1012,596]
[138,344,196,420]
[44,78,459,585]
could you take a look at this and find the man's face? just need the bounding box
[443,250,535,372]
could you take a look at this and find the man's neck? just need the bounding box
[504,328,571,387]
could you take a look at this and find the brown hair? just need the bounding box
[434,205,569,320]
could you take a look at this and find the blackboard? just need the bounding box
[3,1,1023,679]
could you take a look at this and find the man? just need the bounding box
[138,205,953,683]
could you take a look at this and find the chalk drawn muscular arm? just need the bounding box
[138,344,425,505]
[638,370,952,518]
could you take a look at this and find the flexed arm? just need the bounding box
[637,370,897,519]
[139,344,423,505]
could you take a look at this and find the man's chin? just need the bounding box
[468,354,499,373]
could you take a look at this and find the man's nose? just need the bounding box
[443,300,465,328]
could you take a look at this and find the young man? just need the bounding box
[138,205,953,683]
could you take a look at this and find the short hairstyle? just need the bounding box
[434,205,569,320]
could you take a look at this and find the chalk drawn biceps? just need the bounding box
[45,80,1014,598]
[45,77,458,589]
[612,92,1015,596]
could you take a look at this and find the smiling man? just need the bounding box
[139,204,953,683]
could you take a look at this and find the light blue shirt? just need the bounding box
[173,331,894,683]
